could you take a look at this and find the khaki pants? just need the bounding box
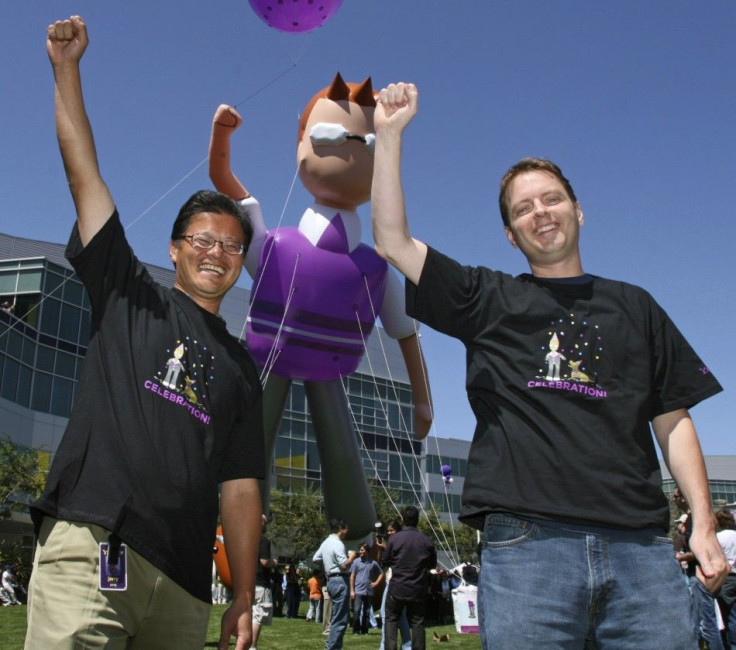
[25,518,211,649]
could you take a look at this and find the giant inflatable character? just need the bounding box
[209,74,432,538]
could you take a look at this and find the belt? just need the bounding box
[328,572,348,577]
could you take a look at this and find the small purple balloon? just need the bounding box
[248,0,344,34]
[441,464,453,485]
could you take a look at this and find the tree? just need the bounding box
[419,509,480,567]
[368,479,405,529]
[268,486,328,562]
[0,438,45,519]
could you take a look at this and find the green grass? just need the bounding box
[0,603,479,649]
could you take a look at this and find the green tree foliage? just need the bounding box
[268,486,328,562]
[0,438,44,519]
[419,509,480,566]
[368,479,405,528]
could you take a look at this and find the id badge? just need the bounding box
[99,542,127,591]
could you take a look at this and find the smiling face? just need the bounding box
[169,212,245,314]
[504,170,584,277]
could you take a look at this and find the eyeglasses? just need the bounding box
[309,122,375,152]
[179,233,244,256]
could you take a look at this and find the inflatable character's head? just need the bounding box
[297,73,377,210]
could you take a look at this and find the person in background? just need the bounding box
[1,565,21,606]
[306,568,323,623]
[377,520,412,650]
[381,506,436,650]
[27,16,265,650]
[349,543,383,635]
[313,519,357,650]
[283,564,301,618]
[717,509,736,648]
[370,80,726,649]
[252,515,278,650]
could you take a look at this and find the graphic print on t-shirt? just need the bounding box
[528,312,608,399]
[143,336,216,424]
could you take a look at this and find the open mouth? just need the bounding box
[199,263,225,276]
[535,222,558,236]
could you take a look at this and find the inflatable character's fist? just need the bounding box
[212,104,242,133]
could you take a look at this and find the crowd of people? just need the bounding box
[1,564,24,606]
[674,487,736,649]
[237,507,478,649]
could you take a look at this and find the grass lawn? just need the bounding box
[1,603,480,649]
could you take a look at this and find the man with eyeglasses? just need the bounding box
[370,82,726,649]
[208,74,433,542]
[26,16,265,650]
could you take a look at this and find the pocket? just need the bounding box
[483,514,536,548]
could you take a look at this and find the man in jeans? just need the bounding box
[313,519,356,649]
[382,506,436,650]
[370,81,727,648]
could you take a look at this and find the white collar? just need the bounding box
[298,204,362,251]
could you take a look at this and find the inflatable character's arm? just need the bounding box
[209,104,249,200]
[209,104,266,277]
[381,273,433,440]
[399,334,433,440]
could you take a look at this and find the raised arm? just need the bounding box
[654,408,729,592]
[47,16,114,246]
[371,82,427,285]
[209,105,250,200]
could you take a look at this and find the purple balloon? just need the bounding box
[248,0,344,34]
[441,464,453,484]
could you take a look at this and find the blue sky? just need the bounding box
[2,1,734,454]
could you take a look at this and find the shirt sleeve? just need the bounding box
[647,295,722,416]
[405,246,503,344]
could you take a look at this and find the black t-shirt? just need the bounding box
[407,247,722,532]
[31,213,265,602]
[256,535,273,589]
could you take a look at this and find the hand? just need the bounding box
[47,16,88,66]
[375,82,418,134]
[213,105,243,133]
[218,599,253,650]
[348,550,357,560]
[690,527,730,593]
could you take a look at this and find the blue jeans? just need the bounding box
[691,577,725,650]
[479,513,698,649]
[352,593,371,633]
[325,575,349,650]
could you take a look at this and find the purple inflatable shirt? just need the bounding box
[246,221,388,381]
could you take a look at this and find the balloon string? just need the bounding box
[233,63,298,110]
[356,284,460,567]
[257,256,300,387]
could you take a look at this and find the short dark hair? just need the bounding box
[329,518,348,533]
[401,505,419,527]
[716,509,736,530]
[170,189,253,250]
[498,158,578,228]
